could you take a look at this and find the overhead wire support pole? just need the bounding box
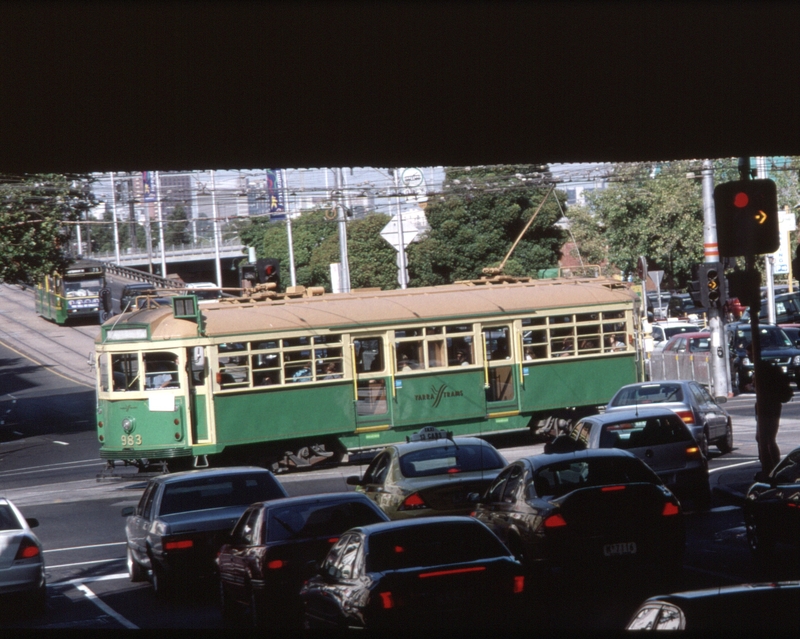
[109,172,121,265]
[210,170,223,288]
[155,171,167,277]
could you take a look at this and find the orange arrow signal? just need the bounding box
[755,210,767,224]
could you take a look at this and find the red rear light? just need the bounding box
[164,539,193,551]
[674,410,695,424]
[15,538,40,560]
[447,467,461,474]
[419,566,486,579]
[513,575,525,594]
[662,502,680,516]
[543,513,567,528]
[379,591,394,609]
[327,537,339,544]
[399,492,427,511]
[267,559,285,570]
[601,485,626,492]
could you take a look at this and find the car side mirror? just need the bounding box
[467,492,483,504]
[714,396,728,404]
[121,506,135,517]
[346,475,363,486]
[25,518,39,529]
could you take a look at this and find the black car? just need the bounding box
[740,290,800,325]
[299,517,525,630]
[217,493,389,628]
[627,582,800,631]
[744,446,800,556]
[470,449,685,576]
[727,321,800,391]
[119,283,159,312]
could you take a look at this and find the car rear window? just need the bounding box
[366,521,508,572]
[610,384,684,406]
[267,501,385,543]
[0,504,22,531]
[599,416,692,450]
[398,444,505,478]
[533,457,660,498]
[159,473,285,515]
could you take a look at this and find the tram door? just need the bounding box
[482,325,520,416]
[352,336,394,431]
[186,346,213,445]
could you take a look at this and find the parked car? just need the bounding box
[186,281,222,300]
[606,380,733,456]
[217,492,389,628]
[122,467,288,597]
[0,497,46,615]
[661,331,711,354]
[727,321,800,392]
[627,581,800,631]
[299,517,525,630]
[546,407,711,509]
[740,290,800,325]
[470,449,684,577]
[743,446,800,556]
[119,283,159,312]
[650,321,701,351]
[347,427,507,519]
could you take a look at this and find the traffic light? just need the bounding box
[714,179,779,257]
[727,270,761,307]
[256,258,281,286]
[688,264,703,306]
[703,262,725,309]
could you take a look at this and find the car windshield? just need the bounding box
[159,473,285,515]
[610,384,683,406]
[266,501,385,543]
[663,325,699,339]
[533,457,660,498]
[732,327,792,349]
[599,415,692,449]
[366,521,508,572]
[0,504,22,530]
[398,444,506,478]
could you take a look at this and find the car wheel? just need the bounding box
[717,421,734,454]
[150,562,172,599]
[28,583,47,617]
[698,429,709,458]
[745,512,774,557]
[249,587,263,628]
[127,547,146,583]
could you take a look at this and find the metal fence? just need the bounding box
[647,350,712,386]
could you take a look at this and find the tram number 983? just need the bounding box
[122,434,143,446]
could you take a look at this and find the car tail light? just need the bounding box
[685,446,702,459]
[513,575,525,594]
[399,492,427,511]
[674,409,695,425]
[164,539,194,551]
[267,559,286,570]
[327,537,339,544]
[601,485,626,492]
[419,566,486,579]
[379,591,395,609]
[662,502,680,516]
[15,537,40,560]
[543,513,567,528]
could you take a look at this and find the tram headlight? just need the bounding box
[122,418,134,434]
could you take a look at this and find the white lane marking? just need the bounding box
[708,459,759,473]
[75,582,139,629]
[45,541,126,553]
[0,460,104,478]
[50,572,129,587]
[48,557,124,569]
[52,441,69,445]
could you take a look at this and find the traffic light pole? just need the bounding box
[701,160,731,399]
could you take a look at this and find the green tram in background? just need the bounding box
[36,258,111,324]
[94,275,641,473]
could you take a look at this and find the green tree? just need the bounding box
[0,173,97,284]
[408,165,566,286]
[163,204,191,246]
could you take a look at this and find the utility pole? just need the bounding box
[155,171,167,277]
[109,172,121,264]
[335,168,351,293]
[701,160,730,398]
[210,170,223,288]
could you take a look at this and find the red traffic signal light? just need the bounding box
[714,179,779,257]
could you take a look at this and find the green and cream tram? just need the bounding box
[94,276,640,472]
[36,258,109,324]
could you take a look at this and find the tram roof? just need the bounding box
[99,278,637,343]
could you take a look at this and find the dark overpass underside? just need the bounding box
[2,2,799,173]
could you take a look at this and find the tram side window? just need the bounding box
[251,340,280,386]
[111,353,140,392]
[144,352,179,390]
[315,346,343,380]
[446,325,474,366]
[521,320,548,361]
[354,338,383,373]
[219,342,248,389]
[284,348,313,383]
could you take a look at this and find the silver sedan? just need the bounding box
[0,497,46,616]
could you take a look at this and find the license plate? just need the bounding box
[603,542,637,557]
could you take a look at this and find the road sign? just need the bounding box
[380,208,429,250]
[400,168,427,204]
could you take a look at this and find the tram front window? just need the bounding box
[144,353,180,390]
[64,279,103,295]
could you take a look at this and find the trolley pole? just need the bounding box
[701,160,731,398]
